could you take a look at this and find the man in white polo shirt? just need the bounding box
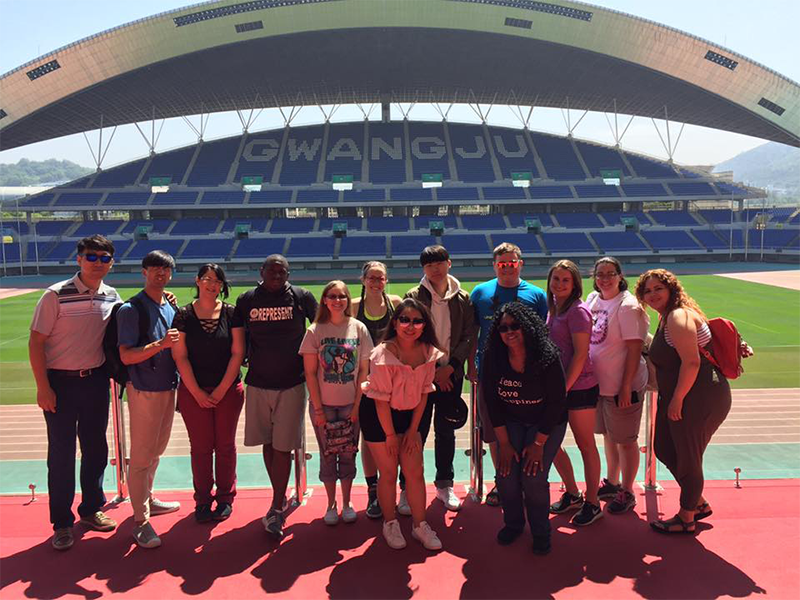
[29,235,122,551]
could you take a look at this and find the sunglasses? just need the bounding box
[326,294,348,301]
[497,322,522,333]
[496,260,520,268]
[81,253,113,264]
[397,315,425,328]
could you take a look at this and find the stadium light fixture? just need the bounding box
[512,171,532,188]
[332,174,353,191]
[601,169,622,186]
[242,176,263,192]
[422,173,443,189]
[149,176,171,193]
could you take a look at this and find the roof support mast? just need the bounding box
[508,90,536,129]
[604,99,635,147]
[560,96,589,137]
[181,103,210,141]
[81,114,118,171]
[651,105,686,162]
[133,107,165,155]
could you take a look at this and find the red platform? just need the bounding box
[1,480,797,599]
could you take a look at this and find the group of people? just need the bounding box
[29,234,732,555]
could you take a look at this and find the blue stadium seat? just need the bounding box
[438,187,479,201]
[35,221,71,236]
[461,215,507,231]
[170,219,219,236]
[249,190,292,204]
[574,141,630,178]
[391,235,437,256]
[104,192,151,206]
[297,189,338,204]
[121,219,173,235]
[715,182,749,197]
[344,189,386,203]
[489,233,542,254]
[182,239,234,259]
[270,219,315,234]
[574,184,621,199]
[490,128,539,179]
[73,220,124,237]
[187,136,242,186]
[91,159,146,188]
[409,121,450,182]
[368,122,407,184]
[2,222,29,235]
[339,236,387,257]
[390,188,432,202]
[414,215,458,230]
[126,239,184,261]
[448,123,496,183]
[528,185,574,200]
[286,237,334,257]
[1,242,21,262]
[150,192,198,206]
[624,153,678,178]
[221,218,269,234]
[234,237,287,258]
[236,133,283,184]
[642,230,701,251]
[440,234,489,255]
[621,183,668,198]
[507,213,554,228]
[691,229,729,250]
[41,241,78,262]
[19,194,55,208]
[367,217,411,233]
[761,229,800,249]
[668,183,717,196]
[200,191,246,205]
[647,211,700,226]
[142,147,196,184]
[541,232,594,253]
[325,123,364,183]
[482,186,525,200]
[698,210,734,224]
[598,212,645,226]
[591,232,648,252]
[319,218,362,232]
[554,212,603,229]
[54,193,103,207]
[280,128,324,185]
[530,133,585,180]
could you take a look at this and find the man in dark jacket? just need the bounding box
[403,245,476,512]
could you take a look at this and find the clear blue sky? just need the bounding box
[1,0,798,170]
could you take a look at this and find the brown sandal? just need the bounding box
[651,515,696,534]
[694,502,713,521]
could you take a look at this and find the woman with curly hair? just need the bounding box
[481,301,567,555]
[635,269,731,534]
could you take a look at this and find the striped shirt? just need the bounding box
[30,273,121,370]
[664,320,712,349]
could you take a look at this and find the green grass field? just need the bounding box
[1,275,797,405]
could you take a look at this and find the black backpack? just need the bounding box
[103,296,149,388]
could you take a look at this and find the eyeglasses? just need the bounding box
[497,322,522,334]
[80,253,113,264]
[199,277,222,286]
[595,271,619,279]
[397,315,425,328]
[326,294,348,301]
[365,276,386,283]
[496,260,520,268]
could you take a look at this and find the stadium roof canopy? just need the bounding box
[1,0,799,151]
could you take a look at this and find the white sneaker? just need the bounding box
[341,504,357,523]
[412,520,442,551]
[397,490,412,516]
[132,522,161,549]
[382,519,407,549]
[436,486,462,512]
[149,497,180,516]
[324,503,339,526]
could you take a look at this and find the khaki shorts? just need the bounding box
[594,390,645,444]
[244,383,306,452]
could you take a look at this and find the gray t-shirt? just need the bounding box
[299,318,373,407]
[30,273,121,370]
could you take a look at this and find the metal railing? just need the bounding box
[109,380,129,503]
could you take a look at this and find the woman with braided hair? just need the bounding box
[481,301,567,555]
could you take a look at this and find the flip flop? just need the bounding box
[486,486,501,507]
[651,515,696,534]
[694,502,713,521]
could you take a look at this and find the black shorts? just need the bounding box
[566,385,600,411]
[359,396,414,443]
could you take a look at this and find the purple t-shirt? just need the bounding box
[547,300,598,392]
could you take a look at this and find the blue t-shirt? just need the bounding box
[117,291,178,392]
[470,278,548,369]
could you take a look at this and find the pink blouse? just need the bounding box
[361,343,445,411]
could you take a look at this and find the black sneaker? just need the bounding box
[532,535,551,556]
[607,490,636,515]
[262,508,285,540]
[496,526,523,546]
[597,478,622,500]
[195,504,214,523]
[571,502,604,526]
[213,502,232,521]
[366,485,382,520]
[549,491,584,514]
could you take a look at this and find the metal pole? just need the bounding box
[643,390,659,490]
[33,221,40,275]
[291,428,309,506]
[468,381,484,502]
[728,190,734,259]
[109,380,129,502]
[15,199,23,275]
[0,207,6,277]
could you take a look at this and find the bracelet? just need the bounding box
[533,440,545,447]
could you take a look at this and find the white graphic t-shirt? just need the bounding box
[586,290,649,396]
[299,318,373,407]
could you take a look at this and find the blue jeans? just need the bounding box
[495,420,566,538]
